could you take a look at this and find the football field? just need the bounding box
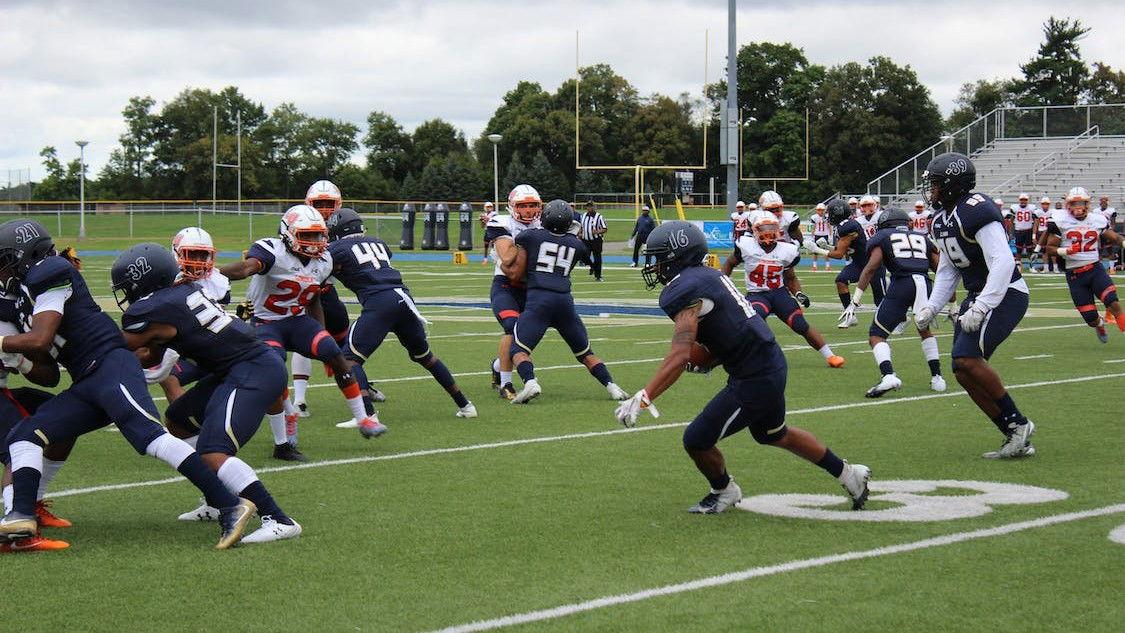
[2,221,1123,631]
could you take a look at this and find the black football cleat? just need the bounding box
[272,442,308,462]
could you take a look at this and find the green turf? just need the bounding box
[1,221,1123,632]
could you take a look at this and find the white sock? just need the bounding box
[216,457,259,497]
[492,358,501,372]
[500,371,513,385]
[293,378,309,404]
[143,434,192,469]
[283,398,299,416]
[346,394,367,421]
[267,413,288,445]
[920,336,940,362]
[818,345,834,359]
[872,341,893,366]
[10,440,44,474]
[2,484,12,514]
[184,435,199,449]
[36,459,65,500]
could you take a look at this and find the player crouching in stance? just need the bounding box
[721,214,845,368]
[916,153,1036,459]
[1044,187,1125,342]
[325,209,475,418]
[114,244,300,543]
[501,200,629,404]
[222,205,386,441]
[840,208,946,397]
[617,221,870,514]
[0,220,254,549]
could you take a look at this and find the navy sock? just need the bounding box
[816,448,845,478]
[425,358,457,391]
[352,363,375,415]
[239,481,291,524]
[990,415,1010,433]
[11,468,41,515]
[589,362,613,386]
[452,390,470,407]
[516,360,536,383]
[995,393,1026,428]
[707,471,731,491]
[177,454,239,509]
[839,292,851,308]
[879,360,894,376]
[928,359,942,376]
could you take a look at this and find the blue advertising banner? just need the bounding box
[696,220,734,250]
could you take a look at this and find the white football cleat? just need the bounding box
[241,516,302,544]
[178,500,220,522]
[983,420,1036,459]
[294,401,310,418]
[930,375,947,392]
[606,382,629,400]
[891,321,906,335]
[511,379,542,404]
[838,462,871,510]
[455,402,478,418]
[864,373,902,398]
[837,312,858,328]
[688,480,743,514]
[335,418,359,428]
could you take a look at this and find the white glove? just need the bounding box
[838,302,858,325]
[143,348,180,384]
[915,305,937,331]
[957,302,990,333]
[1032,244,1042,254]
[802,236,829,256]
[815,237,831,251]
[614,389,660,428]
[0,352,33,374]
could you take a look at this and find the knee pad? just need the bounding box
[1078,306,1100,326]
[411,351,435,366]
[500,316,518,335]
[788,313,810,336]
[6,423,45,449]
[750,424,787,445]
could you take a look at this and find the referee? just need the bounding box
[580,201,607,280]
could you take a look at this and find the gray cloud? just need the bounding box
[2,1,1123,180]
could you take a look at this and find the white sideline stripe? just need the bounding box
[430,503,1125,633]
[54,370,1125,500]
[1014,354,1054,360]
[1103,359,1125,364]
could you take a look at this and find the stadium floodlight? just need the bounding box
[488,134,503,211]
[75,140,88,239]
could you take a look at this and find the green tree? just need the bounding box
[294,117,359,182]
[410,119,469,174]
[31,147,83,200]
[1085,62,1125,103]
[363,111,413,182]
[1015,17,1090,106]
[947,79,1013,129]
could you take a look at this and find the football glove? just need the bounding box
[60,245,82,270]
[614,389,660,428]
[915,305,937,331]
[235,300,253,321]
[957,302,990,333]
[838,302,858,325]
[802,236,829,256]
[143,349,180,384]
[0,352,33,374]
[815,237,831,251]
[793,291,811,308]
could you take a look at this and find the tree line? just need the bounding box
[19,16,1124,204]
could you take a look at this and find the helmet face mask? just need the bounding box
[281,205,329,257]
[305,180,343,220]
[172,227,215,281]
[508,184,543,223]
[1066,187,1091,220]
[752,218,780,247]
[859,195,879,218]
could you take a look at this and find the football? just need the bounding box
[687,342,719,370]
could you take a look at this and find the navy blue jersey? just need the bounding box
[836,219,871,266]
[121,283,267,376]
[867,227,932,277]
[659,266,785,380]
[327,236,405,304]
[22,256,124,378]
[930,192,1022,293]
[515,229,589,293]
[0,293,30,329]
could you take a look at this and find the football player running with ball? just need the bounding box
[616,221,870,514]
[840,208,946,397]
[501,200,629,404]
[916,153,1035,459]
[1043,186,1125,341]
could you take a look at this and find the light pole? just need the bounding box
[488,133,502,209]
[76,140,88,239]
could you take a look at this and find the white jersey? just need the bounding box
[245,237,334,321]
[775,210,802,243]
[485,213,541,277]
[908,210,932,232]
[857,211,880,238]
[808,213,831,237]
[1034,208,1052,233]
[1010,204,1035,231]
[1096,206,1117,225]
[731,211,753,235]
[735,236,800,293]
[189,268,231,304]
[1051,211,1110,266]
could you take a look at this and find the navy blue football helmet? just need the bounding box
[327,208,365,241]
[922,152,976,211]
[541,199,574,234]
[642,221,708,289]
[111,243,179,308]
[0,219,54,292]
[877,207,911,230]
[827,198,851,226]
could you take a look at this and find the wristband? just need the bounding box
[852,287,864,305]
[16,355,33,374]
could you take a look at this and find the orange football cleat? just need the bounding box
[1,534,70,553]
[827,355,846,368]
[35,500,72,528]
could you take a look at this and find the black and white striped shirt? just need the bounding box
[581,212,607,241]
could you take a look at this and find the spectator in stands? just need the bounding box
[630,205,656,268]
[581,201,608,280]
[479,201,496,265]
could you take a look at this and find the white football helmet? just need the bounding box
[1066,186,1091,218]
[1040,196,1051,205]
[847,196,859,206]
[748,202,758,211]
[993,198,1004,208]
[751,213,781,246]
[508,184,543,223]
[305,180,343,220]
[171,227,215,280]
[1018,193,1029,202]
[859,194,879,217]
[759,190,784,210]
[483,201,494,211]
[280,204,329,257]
[914,200,926,210]
[735,200,746,210]
[815,203,827,213]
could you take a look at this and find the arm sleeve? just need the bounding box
[484,225,512,243]
[32,286,72,315]
[973,222,1018,311]
[246,242,276,275]
[926,251,961,311]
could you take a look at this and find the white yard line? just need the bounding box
[57,371,1125,499]
[429,503,1125,633]
[1014,354,1054,360]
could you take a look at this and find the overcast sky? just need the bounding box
[2,0,1124,182]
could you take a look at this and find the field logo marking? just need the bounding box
[737,480,1068,522]
[1110,524,1125,545]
